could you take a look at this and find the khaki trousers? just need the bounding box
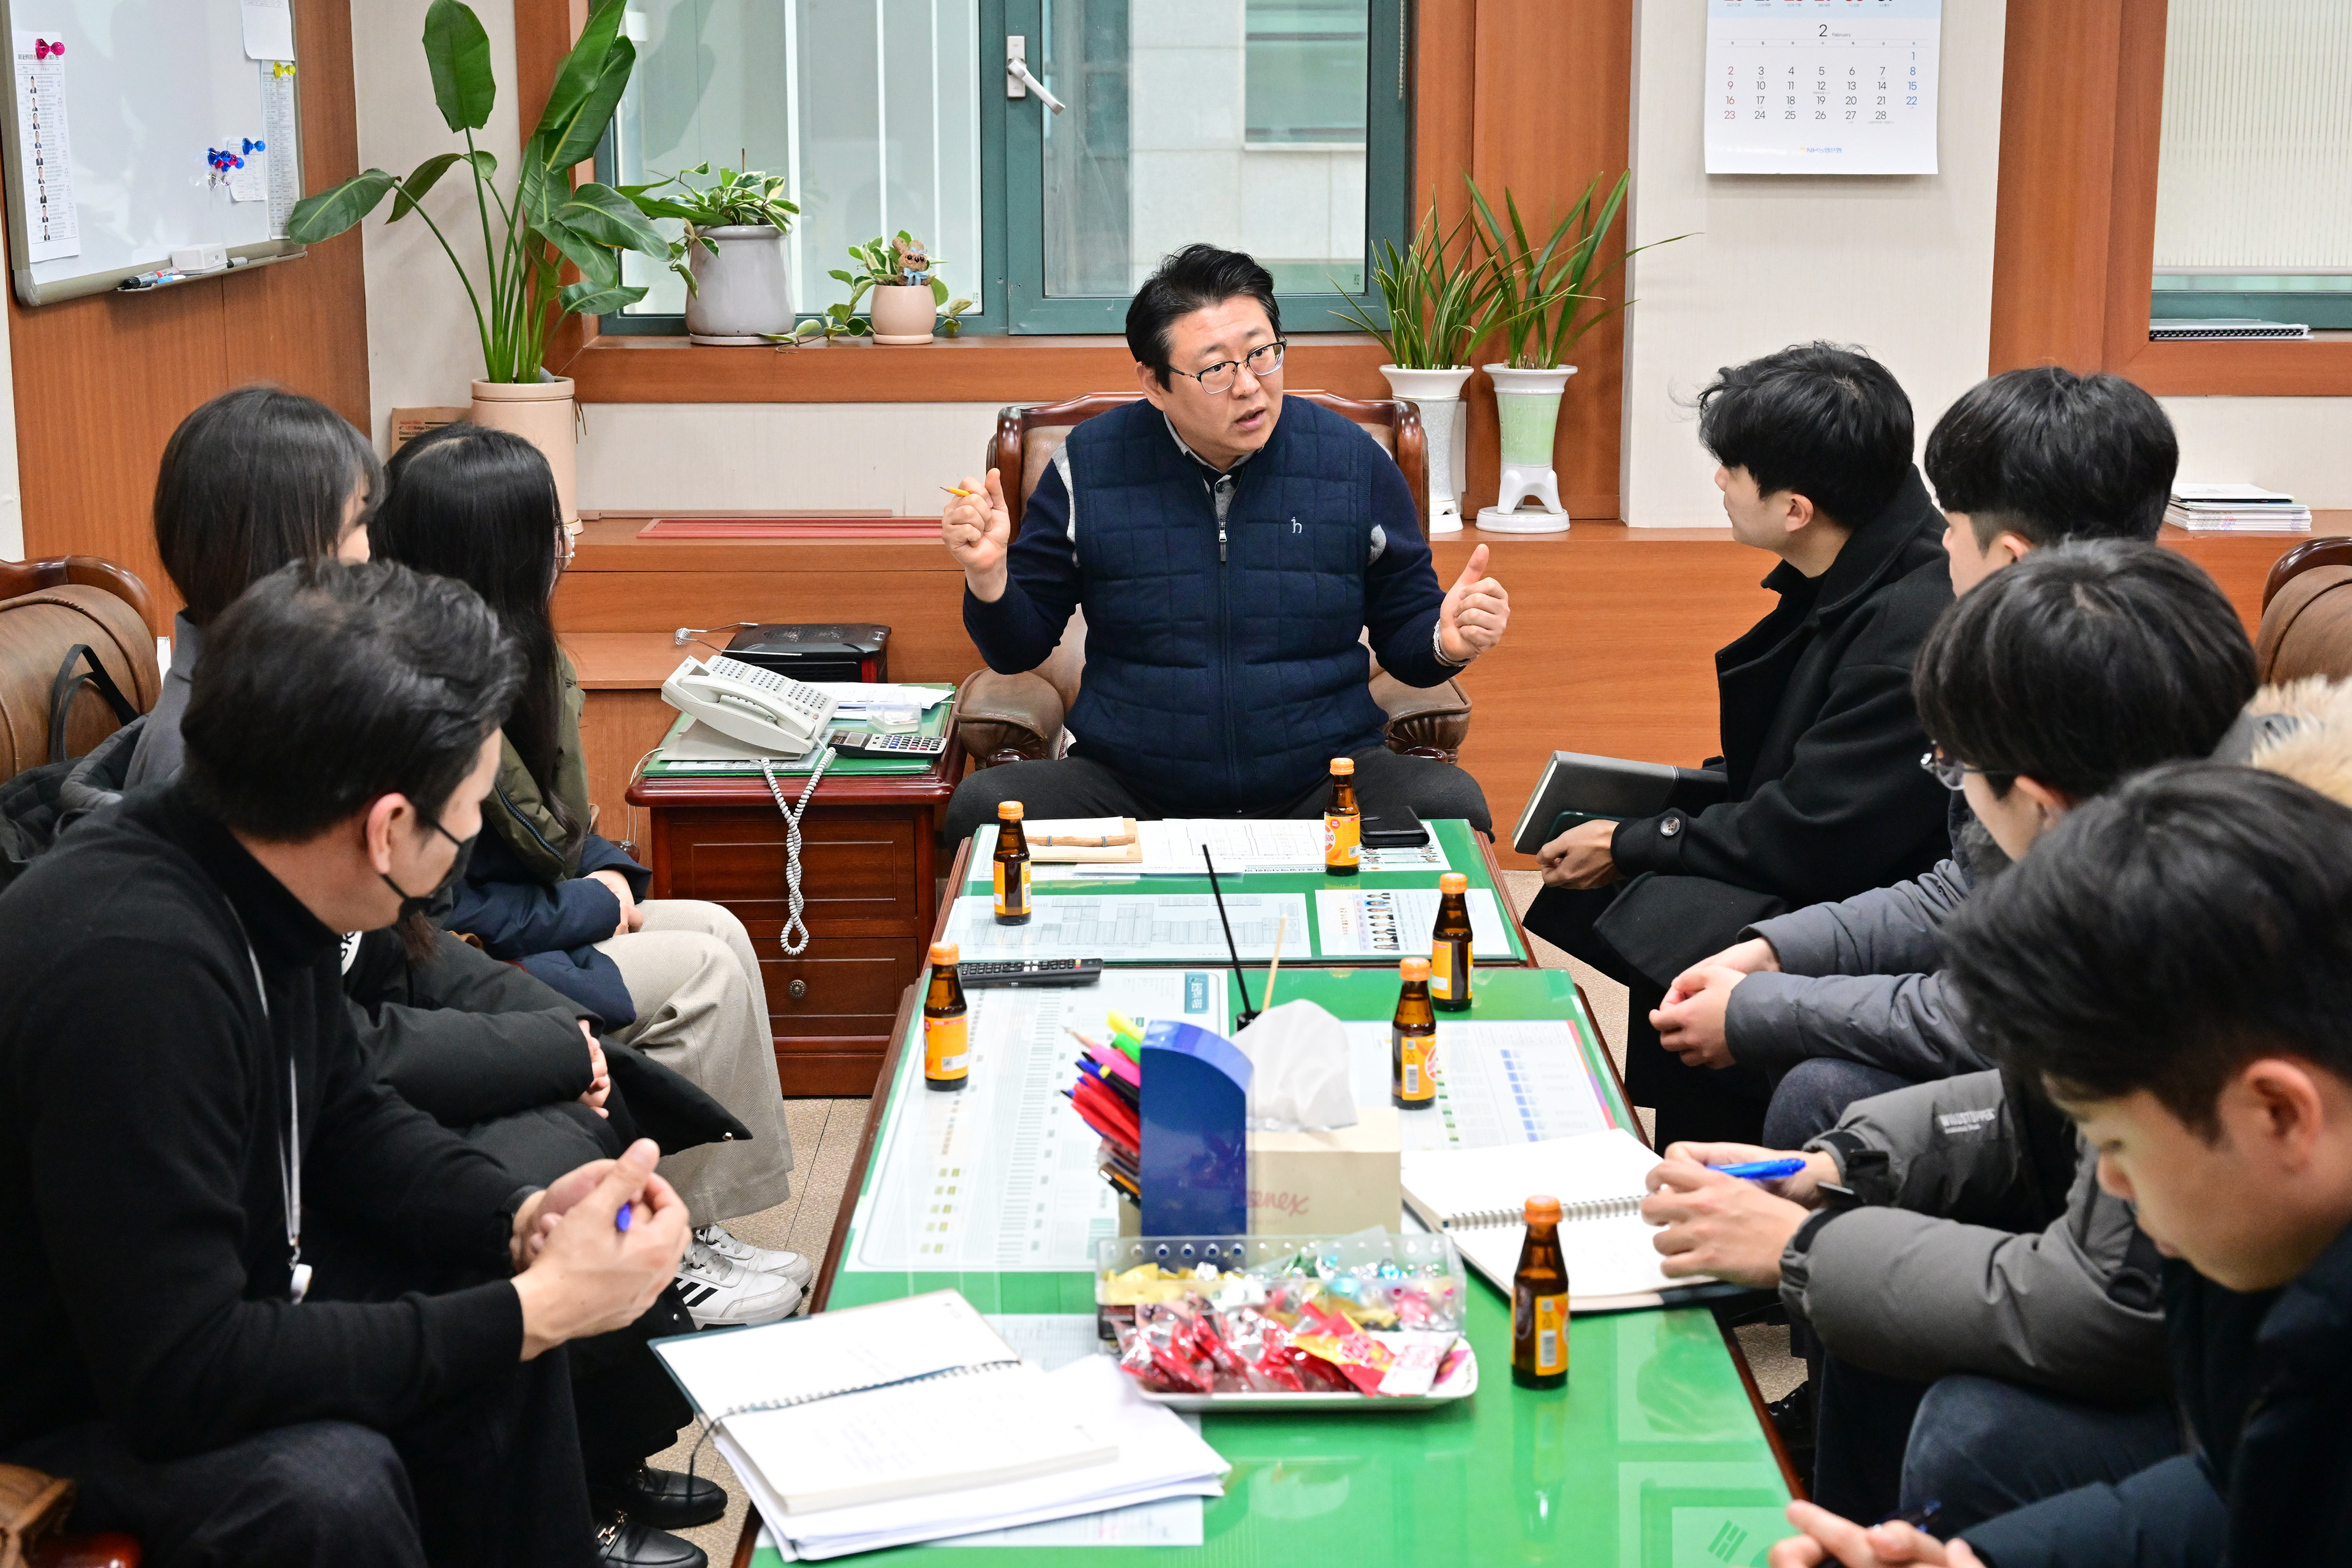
[596,900,794,1226]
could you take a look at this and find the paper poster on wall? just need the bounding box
[11,31,78,262]
[260,63,298,238]
[239,0,293,62]
[1704,0,1941,175]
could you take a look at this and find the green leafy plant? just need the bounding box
[770,303,871,346]
[1329,197,1514,369]
[1469,172,1689,370]
[622,163,800,299]
[938,296,977,337]
[288,0,672,383]
[834,231,953,313]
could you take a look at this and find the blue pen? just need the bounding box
[1712,1156,1808,1182]
[615,1201,633,1233]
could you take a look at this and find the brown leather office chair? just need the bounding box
[2257,536,2352,684]
[957,392,1474,768]
[0,557,161,783]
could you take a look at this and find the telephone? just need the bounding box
[660,655,838,755]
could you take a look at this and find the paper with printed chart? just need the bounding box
[1339,1019,1613,1152]
[944,892,1308,961]
[1314,886,1512,959]
[852,969,1229,1270]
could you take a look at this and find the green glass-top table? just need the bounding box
[750,967,1795,1567]
[952,818,1533,967]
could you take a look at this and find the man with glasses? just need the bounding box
[938,243,1508,844]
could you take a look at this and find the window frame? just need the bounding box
[592,0,1408,339]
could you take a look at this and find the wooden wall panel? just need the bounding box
[7,0,369,628]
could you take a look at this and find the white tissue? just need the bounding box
[1231,1000,1359,1132]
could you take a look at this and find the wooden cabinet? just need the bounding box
[626,741,961,1096]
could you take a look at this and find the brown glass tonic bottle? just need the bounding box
[1431,871,1474,1013]
[993,801,1031,924]
[1392,955,1437,1109]
[1511,1195,1569,1389]
[922,942,970,1091]
[1323,757,1361,876]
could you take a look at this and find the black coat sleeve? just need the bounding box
[1960,1455,2228,1568]
[349,934,596,1128]
[1612,600,1948,905]
[23,935,526,1460]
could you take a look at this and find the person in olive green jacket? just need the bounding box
[375,424,804,1330]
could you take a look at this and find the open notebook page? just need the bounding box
[653,1290,1017,1414]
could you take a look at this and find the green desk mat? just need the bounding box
[639,686,956,778]
[958,817,1531,965]
[806,966,1793,1567]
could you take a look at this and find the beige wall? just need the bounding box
[352,0,2351,517]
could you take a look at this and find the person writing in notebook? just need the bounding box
[937,243,1508,845]
[0,560,690,1567]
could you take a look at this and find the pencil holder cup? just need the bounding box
[1140,1020,1252,1236]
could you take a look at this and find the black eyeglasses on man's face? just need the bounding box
[1170,340,1285,396]
[1919,744,1997,793]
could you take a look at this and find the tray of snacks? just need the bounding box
[1094,1233,1476,1410]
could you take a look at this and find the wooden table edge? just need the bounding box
[1718,1311,1808,1501]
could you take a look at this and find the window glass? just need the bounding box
[1041,0,1370,300]
[2153,0,2352,329]
[611,0,983,319]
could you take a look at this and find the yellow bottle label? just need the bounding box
[1534,1292,1568,1376]
[993,859,1031,916]
[1395,1031,1434,1101]
[1431,942,1452,999]
[924,1014,970,1079]
[1324,813,1361,867]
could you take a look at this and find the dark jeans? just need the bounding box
[1812,1354,2181,1534]
[5,1354,594,1568]
[941,743,1492,847]
[1521,884,1772,1148]
[1763,1058,1916,1149]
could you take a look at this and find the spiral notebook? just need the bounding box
[652,1290,1117,1514]
[1401,1130,1726,1312]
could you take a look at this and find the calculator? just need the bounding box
[954,958,1104,989]
[827,731,949,758]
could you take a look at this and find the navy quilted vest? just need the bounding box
[1061,398,1393,811]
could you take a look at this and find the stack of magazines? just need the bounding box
[2164,484,2313,533]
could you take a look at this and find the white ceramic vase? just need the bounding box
[1476,363,1578,534]
[684,224,794,344]
[1378,365,1475,534]
[470,376,579,524]
[868,283,937,344]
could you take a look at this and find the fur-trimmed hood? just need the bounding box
[2231,677,2352,807]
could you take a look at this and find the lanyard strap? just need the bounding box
[228,910,306,1302]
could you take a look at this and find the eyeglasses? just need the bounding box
[1920,745,1993,793]
[1170,340,1286,395]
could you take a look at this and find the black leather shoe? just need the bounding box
[594,1513,707,1568]
[1766,1383,1816,1486]
[590,1465,727,1529]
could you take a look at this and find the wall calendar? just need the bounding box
[1705,0,1942,175]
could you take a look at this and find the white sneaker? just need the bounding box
[675,1241,803,1328]
[695,1223,816,1289]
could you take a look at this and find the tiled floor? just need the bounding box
[654,872,1800,1563]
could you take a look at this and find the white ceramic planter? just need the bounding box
[1378,365,1475,534]
[868,283,937,344]
[470,376,579,523]
[1476,363,1577,534]
[684,224,794,344]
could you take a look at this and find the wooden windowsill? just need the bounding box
[553,329,1402,405]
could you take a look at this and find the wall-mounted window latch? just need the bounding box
[1005,37,1067,112]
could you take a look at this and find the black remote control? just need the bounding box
[954,958,1104,988]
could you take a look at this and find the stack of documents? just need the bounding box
[654,1292,1227,1559]
[2164,484,2313,533]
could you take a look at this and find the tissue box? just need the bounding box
[1246,1106,1401,1236]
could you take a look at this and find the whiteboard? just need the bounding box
[0,0,308,304]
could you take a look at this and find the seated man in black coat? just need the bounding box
[0,560,690,1568]
[938,244,1509,844]
[1524,343,1952,1147]
[1771,765,2352,1568]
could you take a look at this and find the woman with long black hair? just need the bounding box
[373,423,803,1328]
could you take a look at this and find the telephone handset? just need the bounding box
[660,654,837,754]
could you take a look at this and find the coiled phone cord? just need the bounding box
[759,745,836,955]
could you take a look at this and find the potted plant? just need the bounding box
[1468,172,1686,533]
[627,162,800,344]
[288,0,676,520]
[838,232,956,344]
[1331,198,1521,534]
